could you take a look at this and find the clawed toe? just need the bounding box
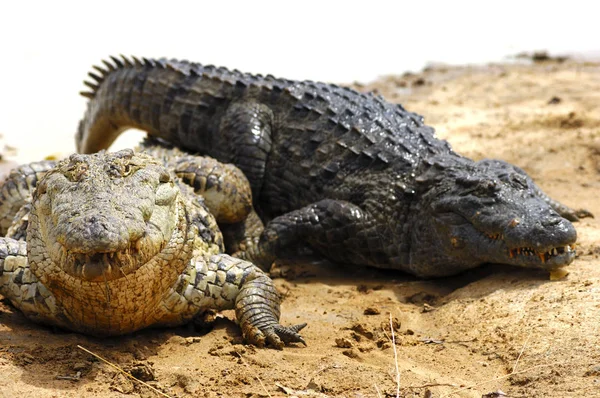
[273,323,307,346]
[562,207,594,222]
[574,208,594,220]
[254,323,307,349]
[242,322,307,349]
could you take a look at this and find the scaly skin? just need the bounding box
[0,148,305,348]
[76,56,591,277]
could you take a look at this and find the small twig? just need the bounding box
[512,329,532,373]
[374,383,383,398]
[77,345,172,398]
[440,360,567,397]
[56,371,82,381]
[389,313,400,398]
[420,337,445,344]
[406,382,458,389]
[311,363,341,378]
[381,328,390,341]
[445,338,477,345]
[235,351,272,398]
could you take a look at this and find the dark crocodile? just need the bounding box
[0,146,305,348]
[76,56,591,277]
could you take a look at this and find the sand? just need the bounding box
[1,58,599,398]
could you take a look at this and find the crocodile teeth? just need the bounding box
[509,244,576,262]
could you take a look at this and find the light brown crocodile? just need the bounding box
[0,145,305,348]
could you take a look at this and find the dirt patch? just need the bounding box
[1,60,600,397]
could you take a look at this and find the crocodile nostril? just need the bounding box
[541,216,562,227]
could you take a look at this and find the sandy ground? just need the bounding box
[1,59,599,398]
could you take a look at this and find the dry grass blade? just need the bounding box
[389,313,400,398]
[512,328,532,373]
[77,345,173,398]
[374,383,383,398]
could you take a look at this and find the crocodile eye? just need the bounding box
[481,179,498,192]
[159,170,171,183]
[471,179,500,197]
[123,164,133,176]
[509,173,529,189]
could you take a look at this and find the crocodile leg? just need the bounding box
[170,153,255,224]
[141,142,254,223]
[166,253,306,349]
[216,102,273,199]
[238,199,382,271]
[141,142,265,252]
[220,210,264,256]
[0,160,56,235]
[0,238,66,327]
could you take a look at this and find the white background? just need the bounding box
[0,0,598,162]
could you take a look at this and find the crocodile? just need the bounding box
[0,146,305,348]
[76,56,591,277]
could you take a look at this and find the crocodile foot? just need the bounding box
[562,207,594,222]
[244,322,307,349]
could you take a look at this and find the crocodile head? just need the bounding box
[27,149,187,283]
[408,156,577,277]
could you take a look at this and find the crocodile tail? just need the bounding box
[79,55,147,99]
[76,55,169,153]
[76,55,258,155]
[77,55,215,153]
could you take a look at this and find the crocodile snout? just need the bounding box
[506,211,577,253]
[57,213,139,253]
